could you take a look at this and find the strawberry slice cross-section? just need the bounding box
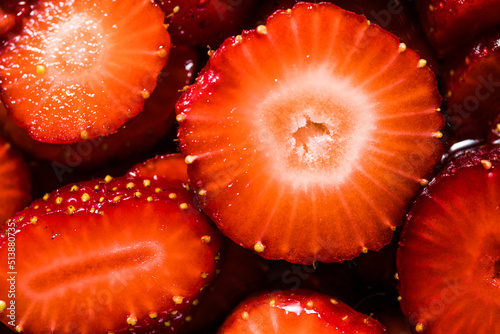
[217,289,385,334]
[176,2,444,264]
[0,175,222,333]
[0,0,170,143]
[397,147,500,334]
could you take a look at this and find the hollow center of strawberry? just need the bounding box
[258,80,374,185]
[45,13,104,77]
[494,260,500,280]
[26,241,162,294]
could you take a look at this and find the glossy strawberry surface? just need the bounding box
[0,175,223,333]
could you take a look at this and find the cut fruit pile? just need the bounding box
[0,1,499,333]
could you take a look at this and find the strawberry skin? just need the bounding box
[416,0,500,57]
[177,2,444,264]
[0,175,222,333]
[129,153,189,187]
[487,114,500,145]
[159,0,260,48]
[0,45,198,169]
[0,136,30,226]
[0,0,170,143]
[397,147,500,334]
[217,289,385,333]
[442,30,500,140]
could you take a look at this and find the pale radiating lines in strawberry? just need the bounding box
[0,175,222,333]
[177,3,445,264]
[397,147,500,334]
[0,0,170,143]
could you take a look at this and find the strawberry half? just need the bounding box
[416,0,500,57]
[177,2,444,264]
[397,147,500,334]
[0,136,30,226]
[0,45,198,170]
[217,289,385,333]
[0,0,170,143]
[442,30,500,140]
[0,175,222,333]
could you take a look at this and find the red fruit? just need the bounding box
[0,1,36,39]
[0,175,222,333]
[177,2,444,264]
[129,153,189,187]
[0,0,170,143]
[397,147,500,334]
[256,0,438,72]
[416,0,500,57]
[0,136,30,226]
[159,0,260,48]
[0,45,198,171]
[217,289,385,333]
[442,31,500,140]
[179,240,271,333]
[0,9,15,38]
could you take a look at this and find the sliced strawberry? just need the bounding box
[397,147,500,333]
[0,45,198,171]
[159,0,260,48]
[442,30,500,140]
[129,153,189,187]
[0,0,170,143]
[0,136,30,226]
[256,0,439,72]
[0,175,222,333]
[177,2,444,264]
[217,289,385,333]
[416,0,500,57]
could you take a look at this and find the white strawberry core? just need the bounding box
[44,13,104,78]
[255,72,375,187]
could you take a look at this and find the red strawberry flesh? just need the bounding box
[0,45,198,169]
[217,289,385,333]
[0,176,222,333]
[397,147,500,334]
[177,2,444,264]
[129,153,189,186]
[0,0,170,143]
